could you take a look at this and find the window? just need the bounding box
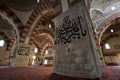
[105,43,110,49]
[48,24,51,28]
[45,50,48,54]
[34,48,38,53]
[111,6,116,11]
[110,29,114,33]
[44,60,48,65]
[0,40,4,47]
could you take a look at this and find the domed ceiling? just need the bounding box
[91,0,120,55]
[90,0,120,22]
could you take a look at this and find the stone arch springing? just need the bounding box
[40,42,53,56]
[93,14,120,66]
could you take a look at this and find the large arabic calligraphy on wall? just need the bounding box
[55,15,86,44]
[53,1,101,78]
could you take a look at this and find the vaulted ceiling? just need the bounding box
[0,0,59,53]
[0,0,82,54]
[0,0,119,55]
[91,0,120,54]
[101,18,120,46]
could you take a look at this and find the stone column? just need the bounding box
[53,0,101,79]
[60,0,69,12]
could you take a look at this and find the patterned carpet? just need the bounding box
[0,66,120,80]
[102,66,120,80]
[0,66,52,80]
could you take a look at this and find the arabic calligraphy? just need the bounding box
[55,15,86,44]
[18,46,30,56]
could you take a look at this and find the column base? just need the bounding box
[49,73,101,80]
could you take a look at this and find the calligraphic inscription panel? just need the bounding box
[17,43,30,56]
[53,1,101,78]
[13,43,30,67]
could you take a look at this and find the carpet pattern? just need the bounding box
[102,66,120,80]
[0,66,120,80]
[0,66,52,80]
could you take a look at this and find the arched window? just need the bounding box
[0,40,4,47]
[45,50,48,54]
[34,48,38,53]
[105,43,110,49]
[111,6,116,11]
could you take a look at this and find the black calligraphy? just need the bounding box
[55,15,87,44]
[18,46,30,56]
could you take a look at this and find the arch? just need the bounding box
[31,39,51,56]
[20,0,60,44]
[30,29,54,56]
[93,12,120,46]
[0,4,24,30]
[100,34,120,46]
[0,4,23,61]
[40,42,53,56]
[94,15,120,67]
[0,4,24,53]
[95,12,120,35]
[29,29,54,46]
[36,29,54,44]
[32,41,41,54]
[20,9,54,44]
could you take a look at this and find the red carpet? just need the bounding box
[0,66,120,80]
[0,66,52,80]
[102,66,120,80]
